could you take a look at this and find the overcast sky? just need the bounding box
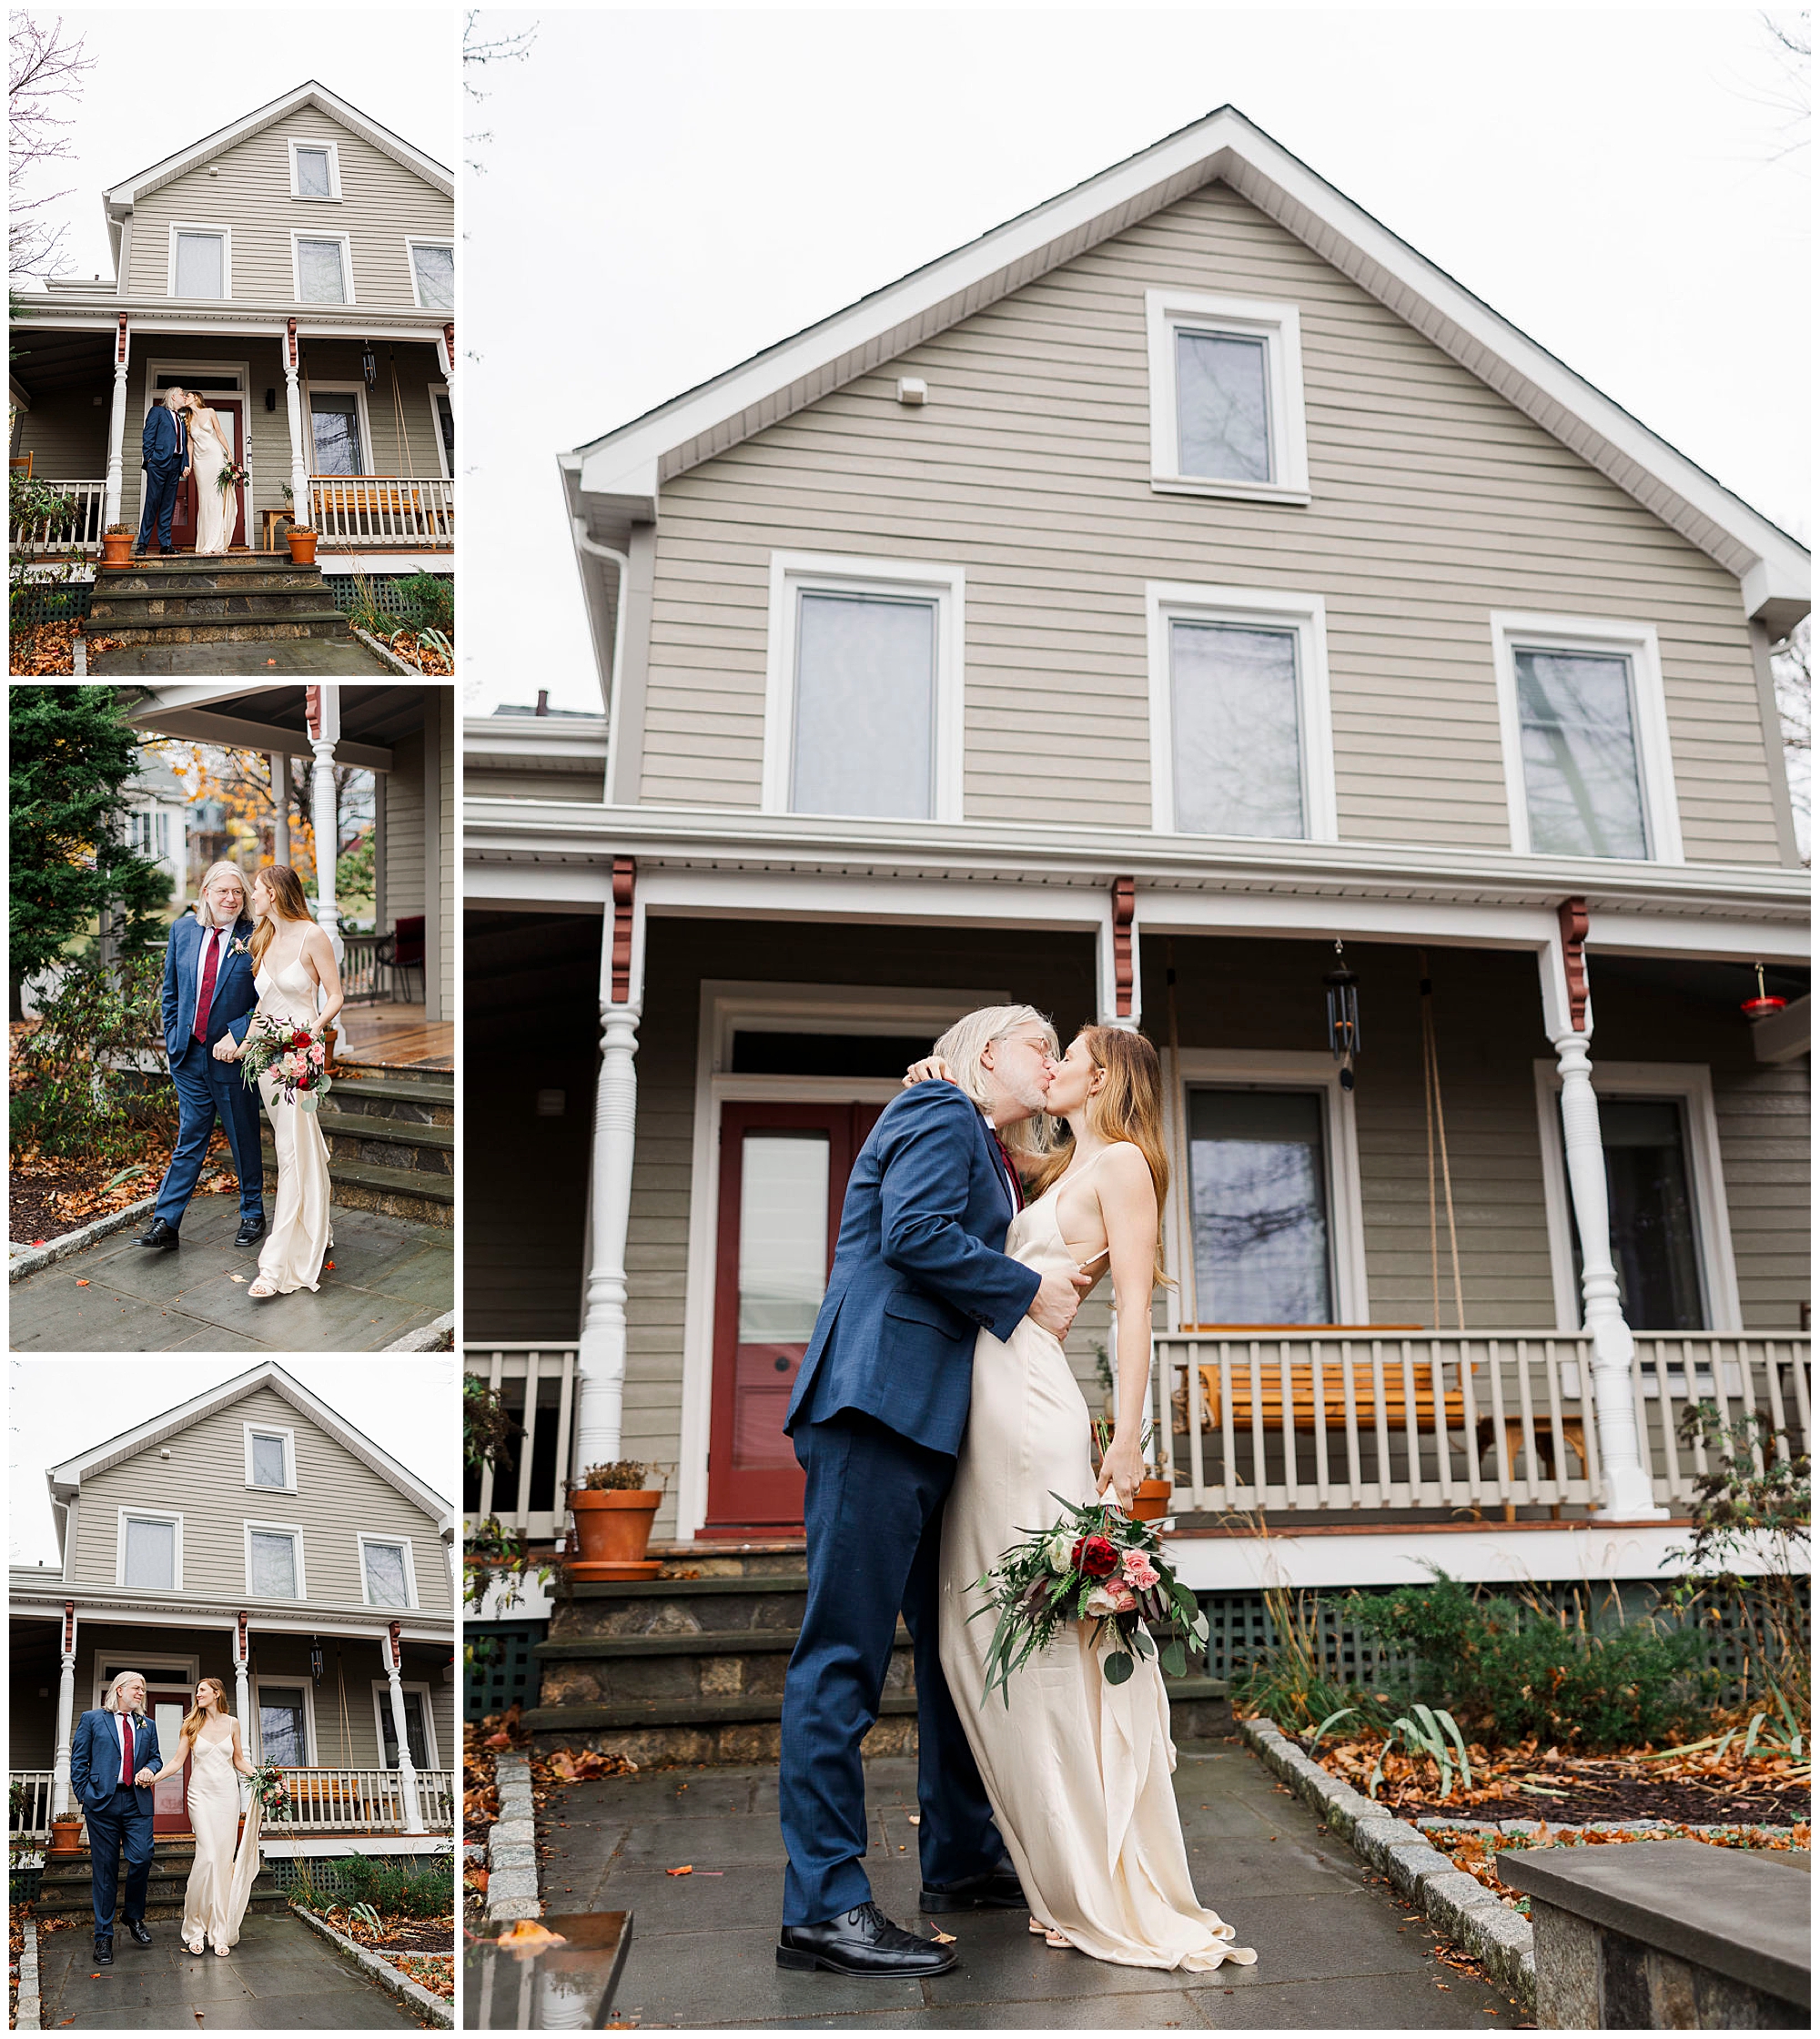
[8,1358,458,1569]
[12,5,454,288]
[463,2,1809,715]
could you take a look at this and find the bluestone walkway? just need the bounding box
[535,1736,1525,2029]
[33,1908,423,2029]
[9,1196,451,1351]
[87,637,387,674]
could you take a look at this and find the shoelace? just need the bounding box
[846,1902,928,1951]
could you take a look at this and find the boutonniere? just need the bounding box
[228,937,250,958]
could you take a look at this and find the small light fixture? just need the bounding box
[1324,939,1361,1091]
[265,389,277,412]
[896,376,927,406]
[535,1088,566,1117]
[360,340,377,388]
[1741,961,1787,1022]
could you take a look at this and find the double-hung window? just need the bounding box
[293,232,353,305]
[245,1520,306,1600]
[357,1533,418,1609]
[169,224,230,299]
[407,239,454,310]
[289,140,340,201]
[1491,613,1682,861]
[1146,289,1309,502]
[257,1682,311,1766]
[1146,583,1336,840]
[244,1422,297,1491]
[763,553,963,822]
[116,1509,182,1590]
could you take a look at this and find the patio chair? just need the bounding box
[388,914,426,1004]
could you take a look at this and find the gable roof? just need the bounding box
[567,104,1806,634]
[46,1360,451,1541]
[104,80,451,262]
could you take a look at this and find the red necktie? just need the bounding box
[120,1715,134,1788]
[992,1130,1025,1211]
[193,930,221,1044]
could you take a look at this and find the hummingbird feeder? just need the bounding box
[1741,963,1787,1023]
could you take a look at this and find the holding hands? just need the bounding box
[212,1034,240,1063]
[134,1767,157,1787]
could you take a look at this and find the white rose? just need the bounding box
[1044,1530,1074,1575]
[1083,1584,1121,1618]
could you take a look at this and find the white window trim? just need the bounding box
[115,1507,183,1592]
[403,237,454,311]
[93,1654,201,1714]
[1532,1058,1742,1334]
[289,227,357,307]
[355,1531,420,1610]
[287,136,342,202]
[305,379,376,477]
[763,551,965,822]
[1145,580,1338,842]
[167,221,233,300]
[428,382,452,480]
[1162,1048,1370,1332]
[369,1678,440,1770]
[252,1674,318,1766]
[1145,287,1309,503]
[1490,611,1684,864]
[242,1519,308,1601]
[243,1421,297,1493]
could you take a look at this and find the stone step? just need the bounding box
[91,611,352,647]
[260,1115,451,1170]
[335,1065,453,1099]
[98,555,329,592]
[258,1147,454,1227]
[90,586,337,621]
[327,1074,454,1125]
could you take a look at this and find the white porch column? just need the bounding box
[232,1613,253,1812]
[306,686,342,961]
[436,320,455,418]
[384,1624,425,1835]
[269,752,289,866]
[103,316,130,530]
[283,318,309,525]
[575,858,642,1476]
[51,1602,78,1818]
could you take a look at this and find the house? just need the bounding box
[121,752,191,899]
[8,81,453,595]
[464,107,1809,1737]
[9,1363,455,1866]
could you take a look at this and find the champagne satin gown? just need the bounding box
[254,956,333,1294]
[182,1729,262,1954]
[189,411,234,555]
[938,1173,1257,1972]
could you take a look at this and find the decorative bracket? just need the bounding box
[62,1600,76,1652]
[1558,897,1590,1032]
[286,316,298,368]
[236,1610,248,1665]
[611,856,636,1003]
[387,1619,403,1671]
[1111,876,1136,1019]
[115,313,128,366]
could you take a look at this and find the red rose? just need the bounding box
[1077,1535,1118,1579]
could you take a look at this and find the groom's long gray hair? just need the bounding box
[930,1004,1057,1109]
[104,1671,147,1713]
[162,386,187,411]
[195,861,249,927]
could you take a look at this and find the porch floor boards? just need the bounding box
[337,1007,453,1070]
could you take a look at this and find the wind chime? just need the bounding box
[1323,939,1361,1090]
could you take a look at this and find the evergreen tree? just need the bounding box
[9,685,172,1014]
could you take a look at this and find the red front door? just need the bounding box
[174,398,247,549]
[703,1101,883,1535]
[147,1689,193,1835]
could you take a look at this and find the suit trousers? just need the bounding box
[136,458,181,550]
[86,1785,154,1933]
[157,1034,266,1226]
[778,1410,1005,1925]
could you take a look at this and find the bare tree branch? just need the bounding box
[9,12,95,279]
[464,9,538,176]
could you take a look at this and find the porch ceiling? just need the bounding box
[126,684,436,765]
[9,328,112,400]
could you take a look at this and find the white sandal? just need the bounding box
[1027,1916,1069,1949]
[248,1277,278,1299]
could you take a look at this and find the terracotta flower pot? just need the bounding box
[287,530,318,564]
[571,1489,662,1567]
[101,530,134,567]
[1129,1478,1173,1523]
[48,1814,86,1856]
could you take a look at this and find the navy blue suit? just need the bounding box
[778,1084,1043,1925]
[154,914,265,1229]
[136,403,189,552]
[69,1708,163,1934]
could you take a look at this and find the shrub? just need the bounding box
[397,570,453,631]
[1344,1569,1717,1750]
[12,949,177,1162]
[316,1854,452,1918]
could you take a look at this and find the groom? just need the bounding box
[139,862,266,1253]
[68,1671,163,1964]
[135,387,191,557]
[776,1004,1087,1978]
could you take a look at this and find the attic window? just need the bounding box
[289,139,341,201]
[245,1422,297,1491]
[1146,288,1309,504]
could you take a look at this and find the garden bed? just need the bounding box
[8,1133,235,1246]
[7,621,126,676]
[1420,1819,1811,1906]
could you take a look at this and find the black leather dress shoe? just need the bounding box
[125,1918,151,1946]
[94,1936,113,1964]
[235,1215,267,1247]
[921,1862,1026,1912]
[137,1217,179,1250]
[777,1902,957,1977]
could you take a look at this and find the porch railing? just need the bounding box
[10,478,105,554]
[278,1766,455,1832]
[340,931,389,1004]
[10,1770,56,1840]
[310,475,453,548]
[1158,1330,1811,1519]
[464,1344,580,1539]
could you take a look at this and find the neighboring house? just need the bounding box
[9,1363,455,1863]
[9,81,453,591]
[122,752,190,898]
[465,108,1809,1622]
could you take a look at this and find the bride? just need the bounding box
[142,1678,262,1955]
[182,392,237,555]
[213,864,341,1297]
[908,1027,1256,1972]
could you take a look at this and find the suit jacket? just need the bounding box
[142,405,187,471]
[162,914,258,1063]
[784,1082,1042,1457]
[68,1708,163,1813]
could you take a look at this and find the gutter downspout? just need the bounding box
[571,520,630,805]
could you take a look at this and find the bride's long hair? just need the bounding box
[183,1677,229,1739]
[1026,1025,1173,1290]
[248,863,313,966]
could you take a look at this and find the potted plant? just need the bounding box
[47,1811,85,1855]
[1130,1467,1174,1522]
[100,524,135,567]
[287,525,318,565]
[568,1459,664,1572]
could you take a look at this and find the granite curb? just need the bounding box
[351,625,426,676]
[291,1903,453,2027]
[1240,1714,1537,2008]
[487,1750,541,1923]
[9,1192,157,1279]
[383,1307,458,1352]
[15,1917,41,2031]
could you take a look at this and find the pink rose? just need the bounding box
[1121,1551,1160,1591]
[1086,1582,1138,1617]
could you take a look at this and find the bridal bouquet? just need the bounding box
[217,459,248,492]
[971,1495,1209,1705]
[238,1014,331,1111]
[248,1762,293,1822]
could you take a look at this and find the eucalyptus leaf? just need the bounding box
[1104,1652,1134,1686]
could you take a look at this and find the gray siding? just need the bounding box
[70,1385,450,1613]
[639,182,1782,863]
